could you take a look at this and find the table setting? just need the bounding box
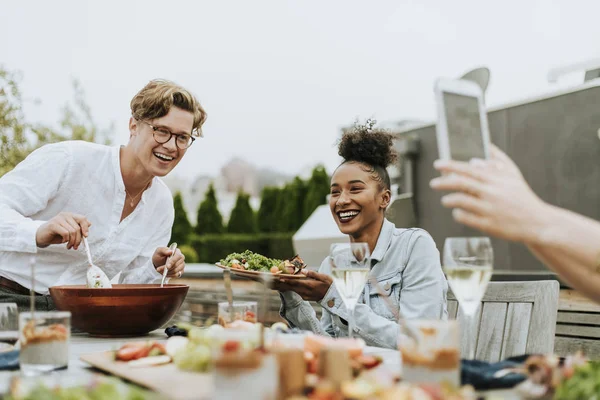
[0,240,598,399]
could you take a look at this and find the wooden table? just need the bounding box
[0,331,401,396]
[0,331,519,399]
[0,330,166,396]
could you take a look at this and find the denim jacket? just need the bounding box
[279,219,448,349]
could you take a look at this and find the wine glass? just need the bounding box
[443,237,493,345]
[329,242,370,339]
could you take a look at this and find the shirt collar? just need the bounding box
[371,218,395,264]
[113,145,155,205]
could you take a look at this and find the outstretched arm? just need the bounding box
[430,144,600,303]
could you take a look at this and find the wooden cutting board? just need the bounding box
[80,352,213,400]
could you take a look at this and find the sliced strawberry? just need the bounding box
[116,346,147,361]
[357,355,382,369]
[135,345,152,359]
[222,340,240,353]
[149,342,167,355]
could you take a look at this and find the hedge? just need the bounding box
[190,232,295,263]
[179,244,199,263]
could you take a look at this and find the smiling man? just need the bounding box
[0,79,206,310]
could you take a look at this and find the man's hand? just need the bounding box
[153,247,185,278]
[35,212,92,250]
[271,270,333,302]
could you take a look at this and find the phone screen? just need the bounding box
[442,92,486,161]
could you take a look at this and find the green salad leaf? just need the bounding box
[219,250,282,272]
[6,378,154,400]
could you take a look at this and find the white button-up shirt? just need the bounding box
[0,141,174,294]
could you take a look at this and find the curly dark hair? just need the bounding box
[337,119,398,190]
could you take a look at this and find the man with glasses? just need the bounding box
[0,79,207,310]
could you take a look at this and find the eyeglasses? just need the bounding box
[140,120,196,149]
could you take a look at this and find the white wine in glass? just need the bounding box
[330,242,370,338]
[443,237,493,317]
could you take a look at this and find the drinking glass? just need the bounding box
[329,242,370,338]
[443,237,493,343]
[218,301,258,327]
[399,319,460,386]
[0,303,18,352]
[19,311,71,376]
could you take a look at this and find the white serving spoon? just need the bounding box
[161,243,178,287]
[83,237,112,288]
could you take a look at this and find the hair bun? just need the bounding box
[338,119,398,168]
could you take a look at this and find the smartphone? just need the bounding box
[434,77,491,161]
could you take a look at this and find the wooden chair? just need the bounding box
[448,280,560,362]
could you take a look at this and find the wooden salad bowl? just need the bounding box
[49,284,189,337]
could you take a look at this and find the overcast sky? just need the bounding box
[2,0,598,181]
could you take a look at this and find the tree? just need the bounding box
[257,179,310,233]
[195,183,224,235]
[227,191,257,234]
[0,67,28,177]
[280,177,308,232]
[272,187,288,232]
[170,192,193,245]
[0,65,112,177]
[57,79,113,145]
[257,186,278,233]
[303,165,330,220]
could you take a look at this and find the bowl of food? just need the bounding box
[49,284,189,337]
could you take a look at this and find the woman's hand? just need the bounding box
[153,247,185,278]
[429,144,551,244]
[271,270,333,302]
[35,212,92,250]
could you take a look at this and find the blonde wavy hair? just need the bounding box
[130,79,207,137]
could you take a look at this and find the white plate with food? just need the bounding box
[216,251,308,280]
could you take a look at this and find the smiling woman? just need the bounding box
[273,120,449,349]
[0,79,207,310]
[330,120,400,250]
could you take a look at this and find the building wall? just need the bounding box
[397,85,600,272]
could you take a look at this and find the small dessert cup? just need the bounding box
[399,319,460,386]
[19,311,71,376]
[217,301,257,327]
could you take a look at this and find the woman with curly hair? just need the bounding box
[274,120,448,349]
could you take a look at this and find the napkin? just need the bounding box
[461,355,529,390]
[164,325,188,337]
